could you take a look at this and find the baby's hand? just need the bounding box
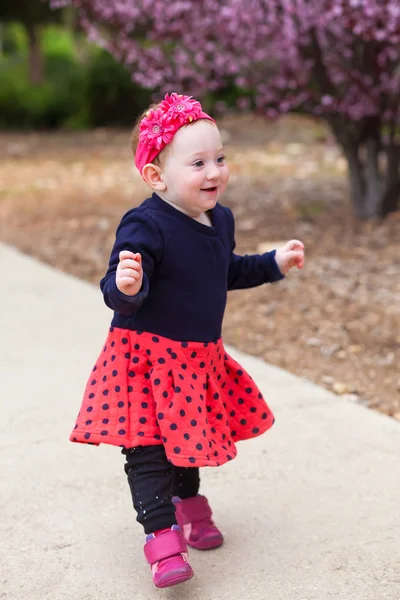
[116,250,143,296]
[275,240,305,275]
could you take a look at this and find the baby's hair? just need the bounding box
[130,101,216,168]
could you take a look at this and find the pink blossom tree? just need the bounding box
[51,0,400,219]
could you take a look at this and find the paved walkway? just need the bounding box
[1,243,399,600]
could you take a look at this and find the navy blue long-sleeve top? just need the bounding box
[100,193,284,342]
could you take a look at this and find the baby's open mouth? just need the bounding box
[201,187,217,192]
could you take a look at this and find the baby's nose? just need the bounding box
[206,164,220,179]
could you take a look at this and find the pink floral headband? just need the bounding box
[134,92,214,174]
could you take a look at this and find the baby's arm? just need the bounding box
[225,207,304,290]
[100,210,163,314]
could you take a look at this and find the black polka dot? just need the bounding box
[128,386,133,392]
[100,430,108,436]
[237,370,243,376]
[181,342,188,348]
[213,393,219,400]
[119,416,126,423]
[154,378,161,386]
[250,407,257,413]
[89,393,95,399]
[132,357,139,364]
[142,387,150,394]
[190,419,197,427]
[112,369,118,377]
[128,371,135,378]
[125,352,130,359]
[188,457,196,464]
[240,419,247,425]
[102,389,109,396]
[184,433,190,440]
[196,443,203,450]
[118,429,126,435]
[139,417,147,424]
[141,402,148,409]
[158,358,166,364]
[84,433,91,440]
[191,352,197,358]
[238,398,244,405]
[115,386,121,393]
[246,387,253,393]
[87,406,93,412]
[170,423,178,430]
[122,338,128,344]
[186,395,192,403]
[102,403,109,410]
[174,447,181,454]
[152,336,160,343]
[102,418,109,424]
[91,380,96,386]
[175,386,181,393]
[262,412,268,419]
[138,432,145,437]
[230,410,236,417]
[163,391,168,398]
[180,409,186,417]
[216,413,223,420]
[252,427,260,434]
[199,362,205,368]
[134,343,140,350]
[158,412,164,420]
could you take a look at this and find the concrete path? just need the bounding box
[1,243,399,600]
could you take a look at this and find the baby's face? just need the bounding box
[158,120,229,217]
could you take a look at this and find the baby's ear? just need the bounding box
[141,163,166,191]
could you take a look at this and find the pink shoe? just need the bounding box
[173,495,224,550]
[144,525,194,588]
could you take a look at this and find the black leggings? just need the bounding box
[122,445,200,534]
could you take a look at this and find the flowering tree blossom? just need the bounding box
[51,0,400,218]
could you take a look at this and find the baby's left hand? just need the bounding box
[275,240,305,275]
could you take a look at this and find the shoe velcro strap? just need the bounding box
[144,530,187,565]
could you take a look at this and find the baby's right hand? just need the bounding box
[116,250,143,296]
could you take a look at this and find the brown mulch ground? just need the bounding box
[1,115,399,419]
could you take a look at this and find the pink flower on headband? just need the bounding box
[139,107,176,150]
[161,93,203,124]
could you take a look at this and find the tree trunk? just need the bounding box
[25,23,43,86]
[328,119,400,219]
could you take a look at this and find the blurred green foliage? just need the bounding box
[0,23,152,129]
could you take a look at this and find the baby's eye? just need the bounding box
[193,160,204,168]
[217,155,225,164]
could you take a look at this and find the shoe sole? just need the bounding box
[155,568,194,588]
[186,536,224,551]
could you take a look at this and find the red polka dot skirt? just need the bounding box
[71,328,275,467]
